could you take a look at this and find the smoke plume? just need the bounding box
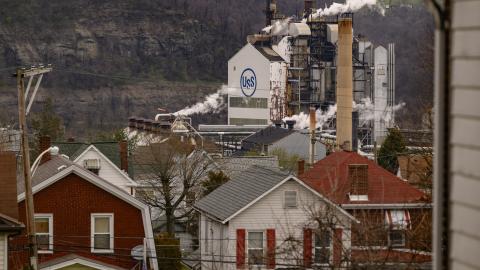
[309,0,384,19]
[174,85,229,116]
[283,98,405,129]
[263,17,292,35]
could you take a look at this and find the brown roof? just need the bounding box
[397,154,432,186]
[300,151,427,205]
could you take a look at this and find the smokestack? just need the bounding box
[265,0,277,26]
[119,140,128,173]
[304,0,314,16]
[0,151,19,219]
[39,135,51,164]
[336,14,353,151]
[309,107,316,165]
[297,159,305,176]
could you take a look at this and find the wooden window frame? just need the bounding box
[91,213,114,253]
[35,213,53,254]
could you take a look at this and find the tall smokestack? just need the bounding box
[309,106,316,165]
[336,14,353,151]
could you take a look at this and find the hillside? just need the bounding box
[0,0,434,137]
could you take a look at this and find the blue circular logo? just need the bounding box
[240,68,257,97]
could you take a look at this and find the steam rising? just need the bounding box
[309,0,384,19]
[283,99,405,129]
[262,17,292,35]
[174,85,229,116]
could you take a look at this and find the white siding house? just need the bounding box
[73,145,137,194]
[195,166,355,270]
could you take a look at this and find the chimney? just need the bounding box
[309,106,316,165]
[144,119,153,132]
[136,119,145,130]
[0,151,19,219]
[304,0,313,14]
[297,159,305,176]
[67,137,75,142]
[335,14,353,151]
[349,164,368,195]
[286,120,296,130]
[274,121,282,128]
[119,140,128,173]
[39,135,51,164]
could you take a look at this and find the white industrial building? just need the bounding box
[227,43,287,125]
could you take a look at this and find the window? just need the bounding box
[84,159,101,175]
[284,191,297,208]
[230,97,268,108]
[248,231,264,265]
[35,214,53,253]
[91,214,113,253]
[314,229,331,264]
[388,230,405,247]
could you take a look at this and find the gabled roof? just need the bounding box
[242,126,295,146]
[39,254,126,270]
[0,213,24,232]
[194,165,356,223]
[300,151,427,206]
[215,156,279,178]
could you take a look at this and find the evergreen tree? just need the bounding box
[30,98,64,141]
[202,170,230,196]
[378,128,406,174]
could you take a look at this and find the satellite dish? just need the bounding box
[131,245,144,261]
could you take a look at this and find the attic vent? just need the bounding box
[349,164,368,197]
[84,159,101,175]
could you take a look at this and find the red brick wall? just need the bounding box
[11,173,146,270]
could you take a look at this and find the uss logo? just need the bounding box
[240,68,257,97]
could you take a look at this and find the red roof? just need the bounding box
[300,151,426,205]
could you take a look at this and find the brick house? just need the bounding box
[11,151,157,269]
[300,151,432,267]
[195,165,357,270]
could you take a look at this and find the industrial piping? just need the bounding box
[335,14,353,151]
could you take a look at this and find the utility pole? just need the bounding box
[15,65,52,270]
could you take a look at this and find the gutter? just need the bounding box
[341,203,432,209]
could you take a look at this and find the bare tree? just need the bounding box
[133,136,213,235]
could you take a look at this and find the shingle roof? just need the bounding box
[0,213,24,232]
[242,126,295,145]
[300,151,427,205]
[215,156,279,178]
[194,165,289,222]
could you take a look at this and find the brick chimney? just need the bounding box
[39,135,51,164]
[0,151,19,219]
[119,140,128,173]
[297,159,305,176]
[349,164,368,195]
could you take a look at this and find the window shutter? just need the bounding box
[333,228,343,267]
[236,229,246,269]
[266,229,276,269]
[303,228,312,268]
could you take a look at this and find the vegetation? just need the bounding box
[378,128,407,174]
[155,232,182,270]
[270,148,301,174]
[201,170,230,196]
[30,98,64,141]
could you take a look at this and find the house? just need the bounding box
[0,152,24,270]
[53,138,137,194]
[194,165,357,270]
[11,148,157,269]
[241,125,327,162]
[300,151,432,267]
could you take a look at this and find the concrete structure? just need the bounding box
[195,166,356,270]
[433,1,480,269]
[336,15,354,150]
[228,43,287,125]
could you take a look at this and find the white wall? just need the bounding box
[448,2,480,269]
[200,179,351,270]
[0,234,5,270]
[75,148,132,193]
[373,46,389,144]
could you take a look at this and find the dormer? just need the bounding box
[348,164,369,201]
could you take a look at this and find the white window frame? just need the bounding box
[247,230,265,266]
[284,190,298,209]
[313,228,332,266]
[388,229,406,248]
[91,213,114,253]
[35,213,53,254]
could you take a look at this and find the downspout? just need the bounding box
[428,0,451,268]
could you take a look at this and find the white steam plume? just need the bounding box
[262,17,292,36]
[307,0,384,20]
[174,85,229,116]
[283,98,405,129]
